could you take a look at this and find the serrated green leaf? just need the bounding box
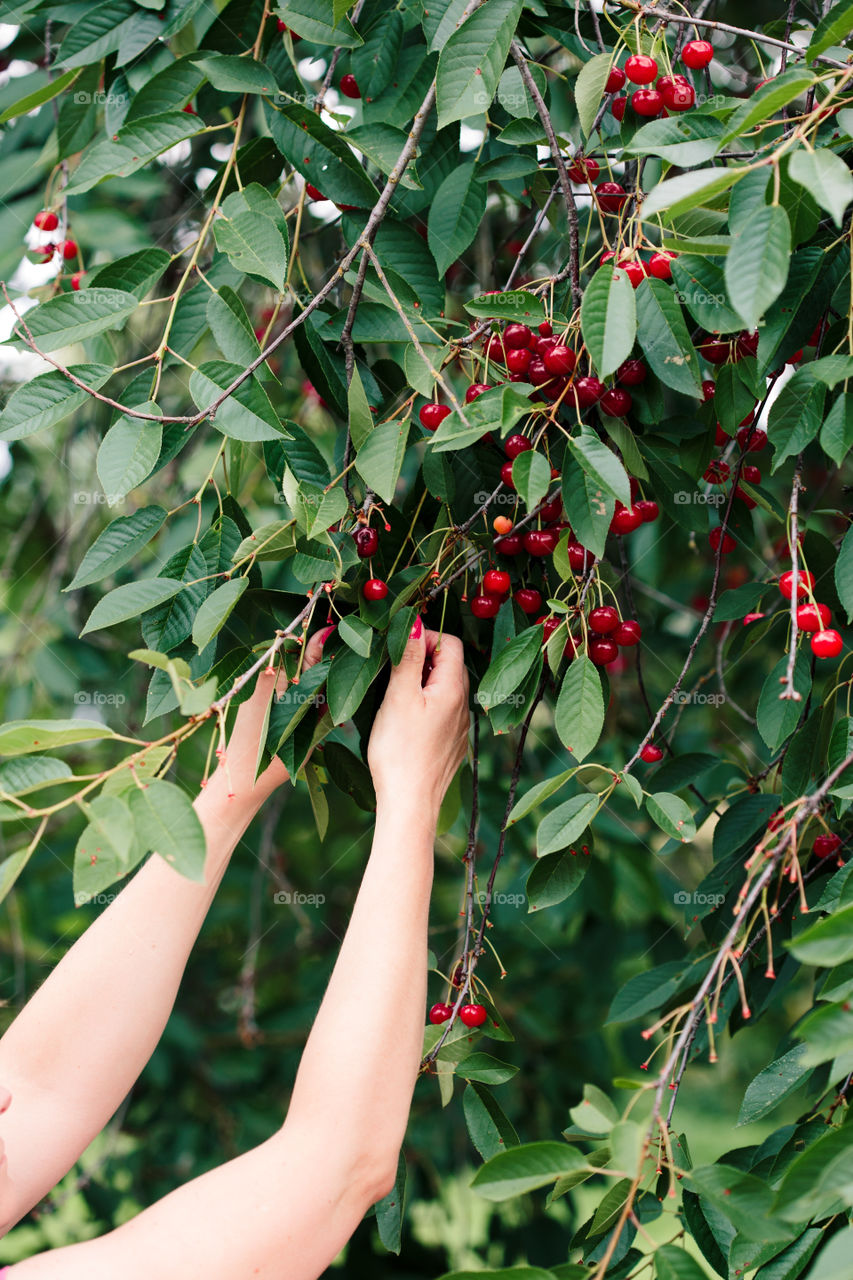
[0,364,112,441]
[435,0,523,128]
[127,779,206,881]
[355,419,409,503]
[634,277,702,397]
[81,578,186,636]
[191,577,248,651]
[554,657,604,763]
[213,210,287,290]
[66,506,166,591]
[574,52,611,138]
[64,112,203,194]
[97,404,162,505]
[725,205,791,332]
[190,362,286,441]
[580,265,636,378]
[10,290,137,353]
[428,163,487,276]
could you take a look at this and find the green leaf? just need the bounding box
[351,11,404,101]
[192,54,277,94]
[430,384,532,452]
[326,645,385,724]
[275,0,363,46]
[191,578,248,651]
[66,506,166,591]
[207,288,261,367]
[464,290,545,323]
[808,0,853,61]
[686,1165,786,1242]
[478,629,543,712]
[554,657,604,763]
[213,211,287,290]
[10,290,137,353]
[836,524,853,622]
[471,1141,587,1201]
[355,419,409,503]
[74,795,137,903]
[797,1001,853,1066]
[127,779,207,881]
[560,463,613,559]
[0,720,117,757]
[623,115,726,167]
[97,405,162,505]
[737,1045,813,1126]
[768,373,826,472]
[757,652,812,751]
[435,0,523,128]
[307,487,348,538]
[0,756,72,795]
[536,795,598,857]
[456,1053,519,1085]
[565,427,630,507]
[526,848,588,910]
[266,103,377,208]
[428,163,487,276]
[0,364,112,441]
[374,1152,406,1256]
[63,112,203,194]
[189,362,286,442]
[646,792,697,843]
[81,578,186,636]
[772,1124,853,1221]
[338,614,373,658]
[463,1082,519,1161]
[634,277,702,397]
[0,67,80,124]
[719,69,816,145]
[56,0,137,67]
[654,1247,709,1280]
[574,52,611,138]
[347,364,374,451]
[607,959,697,1024]
[580,264,637,378]
[508,770,574,825]
[799,1228,853,1279]
[788,903,853,967]
[822,393,853,466]
[642,166,750,220]
[87,247,171,300]
[512,451,550,510]
[725,206,792,332]
[788,149,853,228]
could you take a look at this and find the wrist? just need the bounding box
[194,769,263,832]
[375,788,441,836]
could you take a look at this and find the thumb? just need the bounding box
[387,613,426,694]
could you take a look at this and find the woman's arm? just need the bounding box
[0,633,330,1228]
[5,622,470,1280]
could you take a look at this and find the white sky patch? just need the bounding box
[460,123,485,152]
[0,24,18,49]
[157,138,192,167]
[209,142,232,163]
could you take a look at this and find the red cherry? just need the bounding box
[632,88,664,116]
[544,344,577,376]
[647,251,675,280]
[617,358,647,385]
[735,487,756,510]
[459,1003,487,1028]
[600,387,632,416]
[503,323,533,349]
[588,605,619,634]
[640,743,664,762]
[619,259,646,288]
[735,330,760,360]
[589,637,619,665]
[523,529,558,556]
[787,349,803,365]
[515,587,542,615]
[505,433,532,459]
[778,570,814,600]
[305,182,325,201]
[682,39,713,69]
[698,336,731,364]
[714,425,730,446]
[811,629,843,658]
[743,612,765,625]
[635,499,659,523]
[568,155,600,184]
[709,527,736,554]
[701,379,716,401]
[661,80,696,111]
[605,65,626,92]
[484,569,511,597]
[742,464,762,485]
[470,594,501,619]
[611,505,643,535]
[611,96,627,122]
[613,619,642,646]
[33,209,58,231]
[539,615,560,641]
[567,542,592,572]
[813,833,842,859]
[483,335,507,363]
[506,347,532,374]
[500,459,516,488]
[538,321,553,337]
[595,181,628,213]
[625,54,659,84]
[70,271,84,291]
[60,238,78,260]
[574,375,605,407]
[429,1002,453,1024]
[362,578,388,601]
[419,403,451,431]
[340,73,361,99]
[466,382,491,403]
[796,602,831,632]
[737,425,767,452]
[703,459,730,484]
[527,358,550,386]
[352,527,379,558]
[495,533,523,555]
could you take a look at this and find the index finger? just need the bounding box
[423,631,467,691]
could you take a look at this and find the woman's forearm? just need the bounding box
[281,788,438,1186]
[0,773,258,1219]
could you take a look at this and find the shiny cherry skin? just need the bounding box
[459,1003,487,1028]
[811,629,843,658]
[796,603,831,632]
[352,527,379,558]
[483,569,511,596]
[596,181,628,213]
[362,578,388,601]
[813,833,842,858]
[625,54,658,84]
[505,433,532,459]
[588,605,619,634]
[682,39,713,68]
[640,743,663,762]
[778,569,814,600]
[589,637,619,665]
[419,403,451,431]
[470,594,501,619]
[613,619,642,646]
[429,1003,453,1024]
[524,529,558,556]
[514,587,543,615]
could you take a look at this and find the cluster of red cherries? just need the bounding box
[745,569,844,660]
[31,211,83,287]
[602,40,713,124]
[428,1001,486,1027]
[767,807,845,863]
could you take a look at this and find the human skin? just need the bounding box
[0,622,470,1280]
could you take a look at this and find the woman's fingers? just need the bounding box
[303,623,335,672]
[386,615,427,697]
[423,631,466,694]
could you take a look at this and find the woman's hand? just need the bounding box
[205,625,333,813]
[367,620,470,816]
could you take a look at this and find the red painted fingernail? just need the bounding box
[409,615,423,640]
[318,624,336,646]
